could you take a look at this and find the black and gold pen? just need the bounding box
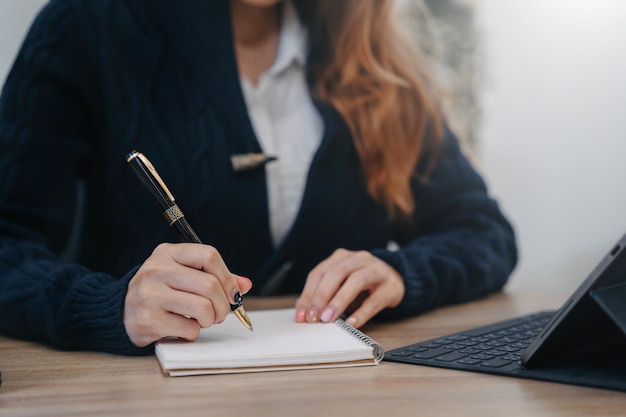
[126,150,253,332]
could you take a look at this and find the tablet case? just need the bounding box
[518,241,626,391]
[591,282,626,336]
[386,233,626,392]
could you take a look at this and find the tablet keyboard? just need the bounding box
[385,311,554,374]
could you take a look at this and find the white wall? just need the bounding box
[476,0,626,294]
[2,0,626,296]
[0,0,46,85]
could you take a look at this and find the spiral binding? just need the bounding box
[335,319,385,362]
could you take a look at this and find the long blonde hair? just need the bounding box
[294,0,444,220]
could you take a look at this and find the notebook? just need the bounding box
[155,308,384,376]
[385,232,626,392]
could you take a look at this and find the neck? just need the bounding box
[228,0,280,85]
[230,1,282,85]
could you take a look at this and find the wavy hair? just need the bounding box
[293,0,444,220]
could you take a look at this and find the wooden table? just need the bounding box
[1,291,624,417]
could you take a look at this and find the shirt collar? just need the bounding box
[267,0,307,77]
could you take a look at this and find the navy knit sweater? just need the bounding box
[0,0,517,355]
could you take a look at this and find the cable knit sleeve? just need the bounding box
[0,0,150,355]
[371,127,518,319]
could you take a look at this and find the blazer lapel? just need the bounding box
[161,0,261,156]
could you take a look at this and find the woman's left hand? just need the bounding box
[294,249,405,328]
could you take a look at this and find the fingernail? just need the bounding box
[345,316,357,327]
[320,307,335,323]
[295,307,306,322]
[232,291,243,305]
[306,306,319,323]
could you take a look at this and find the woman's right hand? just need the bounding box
[123,242,252,347]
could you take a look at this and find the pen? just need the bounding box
[126,150,253,332]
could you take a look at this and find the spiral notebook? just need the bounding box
[155,308,384,376]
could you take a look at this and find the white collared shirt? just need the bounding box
[240,1,323,246]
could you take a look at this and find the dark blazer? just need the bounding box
[0,0,517,354]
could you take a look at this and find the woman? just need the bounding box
[0,0,517,355]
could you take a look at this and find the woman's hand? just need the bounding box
[123,242,252,347]
[295,249,404,328]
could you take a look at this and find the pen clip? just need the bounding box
[127,151,176,208]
